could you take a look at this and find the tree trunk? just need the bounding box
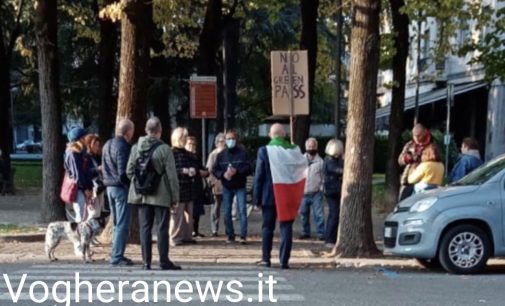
[116,0,151,139]
[192,0,221,156]
[97,0,119,141]
[222,17,240,131]
[114,0,152,243]
[384,0,410,211]
[151,78,171,141]
[35,0,65,222]
[0,29,13,187]
[335,0,381,257]
[295,0,319,147]
[0,0,25,192]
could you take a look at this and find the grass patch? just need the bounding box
[12,160,43,188]
[372,173,385,181]
[0,224,42,234]
[372,182,387,213]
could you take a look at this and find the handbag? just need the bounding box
[202,179,214,205]
[60,173,78,204]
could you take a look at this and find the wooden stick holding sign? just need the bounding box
[271,50,309,143]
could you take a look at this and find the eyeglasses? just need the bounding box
[226,138,235,140]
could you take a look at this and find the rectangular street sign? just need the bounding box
[190,75,217,119]
[271,50,309,116]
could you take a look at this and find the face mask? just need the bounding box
[307,149,318,156]
[226,139,236,149]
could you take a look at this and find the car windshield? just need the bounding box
[456,155,505,185]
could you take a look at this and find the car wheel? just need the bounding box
[438,224,490,274]
[415,257,441,270]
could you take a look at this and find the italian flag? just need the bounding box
[266,139,308,222]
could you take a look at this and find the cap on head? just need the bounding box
[68,127,87,142]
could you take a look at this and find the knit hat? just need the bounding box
[67,127,87,142]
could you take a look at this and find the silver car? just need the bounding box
[383,154,505,274]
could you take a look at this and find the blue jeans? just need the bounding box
[222,186,247,240]
[299,192,325,238]
[107,186,132,264]
[325,193,341,244]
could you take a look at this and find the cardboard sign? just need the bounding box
[271,51,309,115]
[190,76,217,119]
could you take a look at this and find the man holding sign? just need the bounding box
[253,123,308,269]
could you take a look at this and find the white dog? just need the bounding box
[45,217,105,262]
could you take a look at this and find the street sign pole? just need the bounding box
[189,75,217,165]
[445,83,454,176]
[202,118,206,165]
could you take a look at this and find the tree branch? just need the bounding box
[226,0,239,18]
[6,0,25,61]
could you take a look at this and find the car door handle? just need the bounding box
[486,201,495,206]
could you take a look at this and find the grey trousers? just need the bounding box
[210,194,222,234]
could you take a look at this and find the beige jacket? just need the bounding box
[206,147,224,195]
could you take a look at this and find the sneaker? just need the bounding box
[239,237,247,245]
[317,236,325,241]
[160,262,182,270]
[196,232,205,238]
[298,234,310,240]
[142,264,151,270]
[281,264,290,270]
[111,258,134,267]
[211,232,218,237]
[256,260,271,267]
[226,239,236,244]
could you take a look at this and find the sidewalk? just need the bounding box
[0,191,424,269]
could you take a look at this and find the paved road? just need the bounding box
[0,263,303,306]
[1,263,505,305]
[10,154,42,161]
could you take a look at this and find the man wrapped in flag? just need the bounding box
[253,123,308,269]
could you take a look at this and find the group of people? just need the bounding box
[62,118,483,270]
[62,118,276,270]
[295,137,344,249]
[398,123,484,200]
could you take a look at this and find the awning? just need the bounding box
[376,82,487,119]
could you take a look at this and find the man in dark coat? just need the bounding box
[212,130,251,244]
[102,119,134,266]
[253,123,307,269]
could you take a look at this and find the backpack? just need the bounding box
[134,142,163,195]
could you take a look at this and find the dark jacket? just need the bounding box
[253,146,274,207]
[102,136,131,187]
[323,156,344,196]
[172,147,196,203]
[64,143,93,191]
[448,153,483,183]
[213,146,251,190]
[188,152,206,202]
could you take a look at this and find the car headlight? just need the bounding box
[410,197,437,213]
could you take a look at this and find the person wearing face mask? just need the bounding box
[298,138,325,240]
[398,123,435,200]
[212,130,251,244]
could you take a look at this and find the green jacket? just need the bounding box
[126,136,180,207]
